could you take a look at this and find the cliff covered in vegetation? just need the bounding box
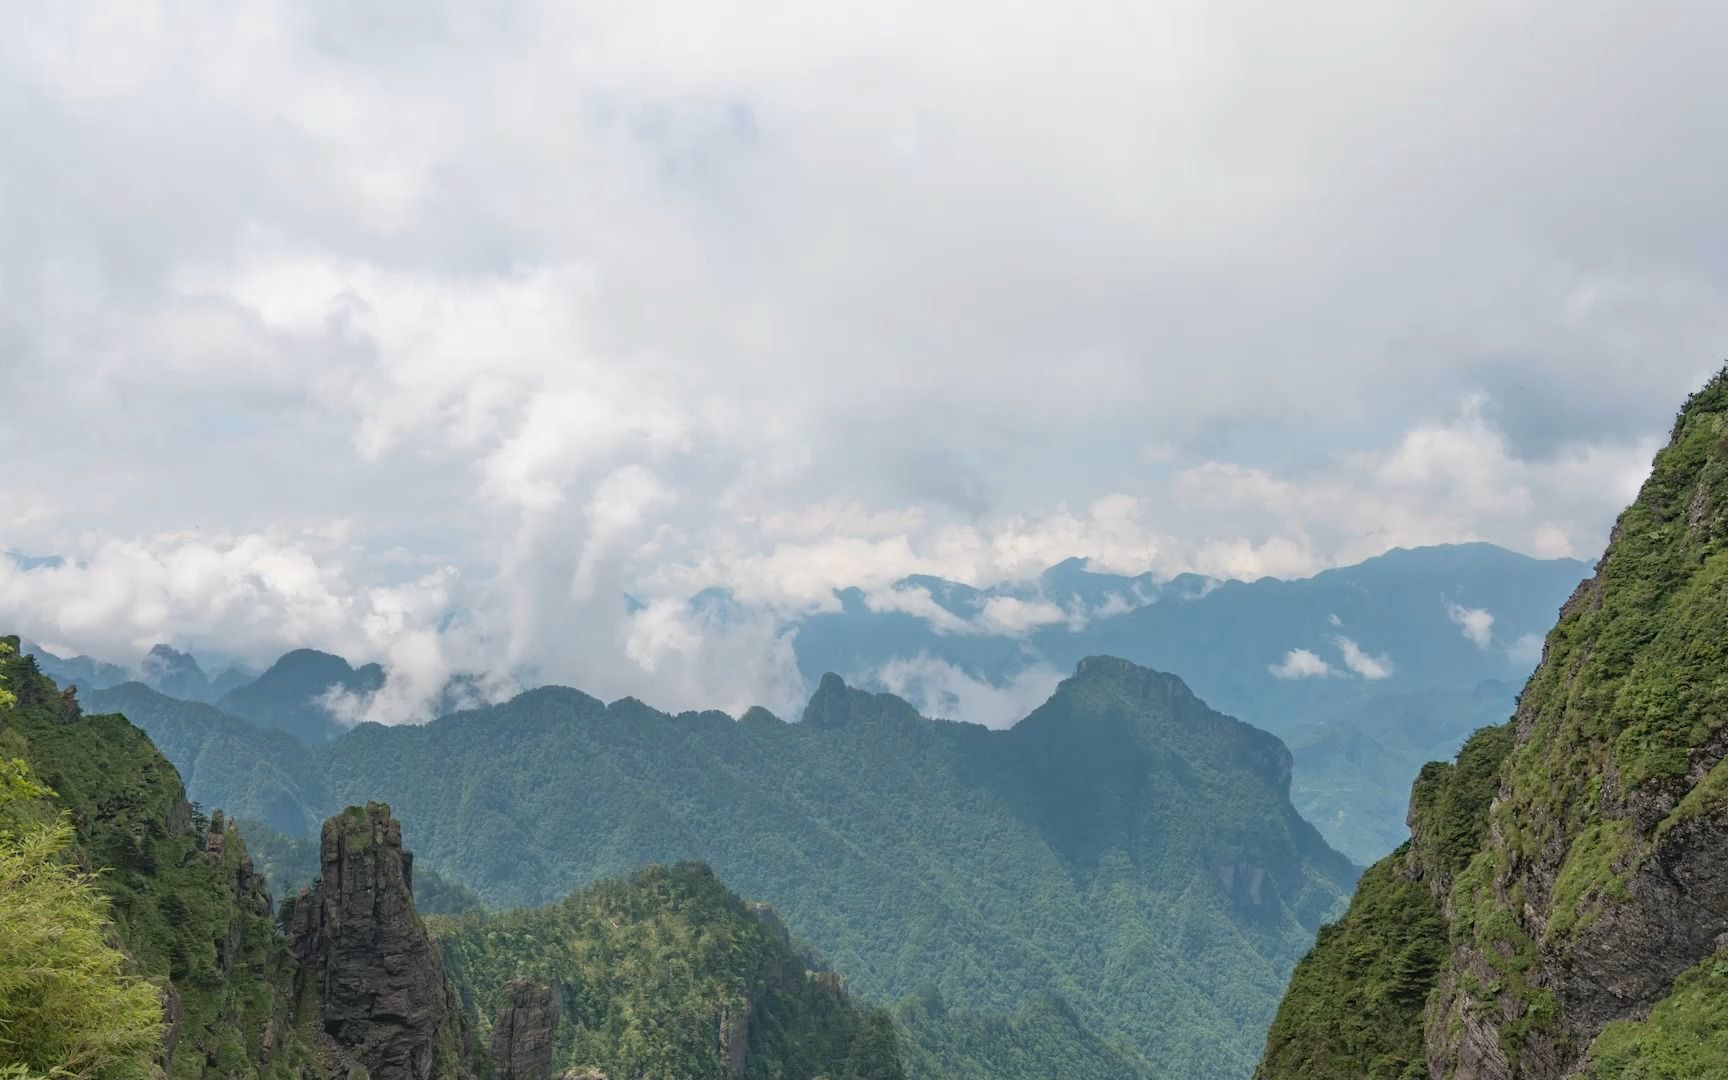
[1257,370,1728,1079]
[0,640,903,1080]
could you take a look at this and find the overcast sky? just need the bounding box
[2,1,1724,717]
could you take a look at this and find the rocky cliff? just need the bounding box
[1257,369,1728,1080]
[491,980,559,1080]
[287,803,472,1080]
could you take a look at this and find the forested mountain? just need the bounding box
[26,542,1584,864]
[795,543,1585,732]
[796,543,1584,863]
[433,863,906,1080]
[1257,371,1728,1079]
[215,650,384,744]
[0,636,333,1079]
[891,989,1155,1080]
[84,654,1355,1079]
[0,638,903,1080]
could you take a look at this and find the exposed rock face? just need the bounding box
[718,1000,749,1079]
[491,980,559,1080]
[158,985,183,1073]
[289,802,469,1080]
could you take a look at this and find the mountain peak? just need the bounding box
[801,672,924,729]
[1063,655,1203,708]
[140,643,211,701]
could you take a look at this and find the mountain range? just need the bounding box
[0,638,908,1080]
[18,370,1728,1080]
[22,541,1588,864]
[76,653,1353,1080]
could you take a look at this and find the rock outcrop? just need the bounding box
[288,802,471,1080]
[491,980,559,1080]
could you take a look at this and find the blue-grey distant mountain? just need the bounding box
[208,663,259,698]
[217,648,385,744]
[20,640,132,691]
[791,542,1588,862]
[797,543,1585,726]
[139,643,214,702]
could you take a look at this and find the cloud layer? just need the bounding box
[2,1,1722,720]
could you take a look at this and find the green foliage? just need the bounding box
[1253,856,1442,1080]
[0,720,162,1080]
[1405,723,1516,878]
[432,863,905,1080]
[118,656,1355,1079]
[0,640,15,710]
[1500,371,1728,866]
[893,989,1155,1080]
[0,811,164,1080]
[1256,722,1515,1080]
[0,639,322,1080]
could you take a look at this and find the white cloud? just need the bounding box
[975,596,1072,636]
[1171,400,1662,577]
[0,0,1717,719]
[862,585,975,634]
[872,655,1063,729]
[1445,602,1496,649]
[1507,632,1547,666]
[1269,649,1334,680]
[619,597,807,718]
[1532,524,1577,560]
[1333,636,1394,680]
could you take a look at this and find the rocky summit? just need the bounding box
[287,803,471,1080]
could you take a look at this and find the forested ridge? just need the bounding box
[0,639,906,1080]
[87,654,1354,1079]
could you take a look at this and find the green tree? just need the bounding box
[0,641,164,1080]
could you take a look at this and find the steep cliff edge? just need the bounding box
[1257,369,1728,1080]
[0,637,327,1080]
[286,803,472,1080]
[491,980,560,1080]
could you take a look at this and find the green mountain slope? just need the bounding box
[0,639,327,1080]
[5,637,907,1080]
[1257,369,1728,1080]
[216,650,383,745]
[893,989,1156,1080]
[104,655,1356,1079]
[433,862,905,1080]
[83,682,329,838]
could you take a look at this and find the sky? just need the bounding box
[1,1,1725,720]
